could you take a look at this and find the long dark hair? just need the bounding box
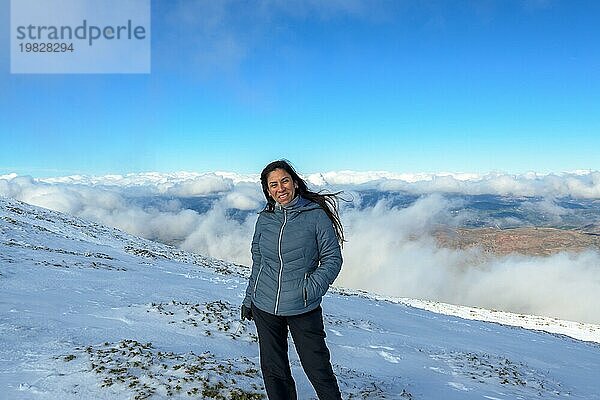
[260,159,345,246]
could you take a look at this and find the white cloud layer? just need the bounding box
[35,169,600,198]
[2,170,600,324]
[337,194,600,324]
[307,170,600,198]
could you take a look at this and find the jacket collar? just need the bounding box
[274,195,318,212]
[278,195,300,209]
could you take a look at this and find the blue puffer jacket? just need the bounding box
[243,196,342,316]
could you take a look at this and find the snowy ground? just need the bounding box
[1,196,599,399]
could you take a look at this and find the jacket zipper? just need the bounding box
[274,209,288,314]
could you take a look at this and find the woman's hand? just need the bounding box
[241,304,253,321]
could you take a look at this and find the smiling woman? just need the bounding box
[242,159,345,399]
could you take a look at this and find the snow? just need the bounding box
[392,298,600,344]
[1,196,599,399]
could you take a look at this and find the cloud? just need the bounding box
[153,0,396,80]
[2,170,600,324]
[459,251,599,323]
[337,195,600,324]
[179,199,257,266]
[0,173,263,264]
[220,182,264,210]
[161,174,234,197]
[0,173,18,180]
[520,197,573,225]
[316,170,600,198]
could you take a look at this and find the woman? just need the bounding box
[242,159,345,400]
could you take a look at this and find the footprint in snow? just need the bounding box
[448,381,471,391]
[368,345,402,363]
[377,351,402,364]
[368,345,395,351]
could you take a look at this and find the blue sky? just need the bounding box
[1,0,599,177]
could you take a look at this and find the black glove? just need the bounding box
[241,304,253,321]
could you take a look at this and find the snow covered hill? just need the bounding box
[1,196,599,399]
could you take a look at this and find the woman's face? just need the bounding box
[266,168,297,205]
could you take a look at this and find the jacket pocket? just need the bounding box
[303,273,309,307]
[253,264,264,300]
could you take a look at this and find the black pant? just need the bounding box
[252,304,342,400]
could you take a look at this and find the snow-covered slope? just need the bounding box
[1,196,599,399]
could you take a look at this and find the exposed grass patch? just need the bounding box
[67,339,265,399]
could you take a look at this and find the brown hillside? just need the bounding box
[434,227,600,257]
